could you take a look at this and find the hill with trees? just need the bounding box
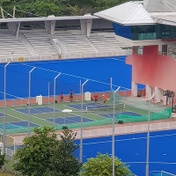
[0,0,140,17]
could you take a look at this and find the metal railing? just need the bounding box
[0,49,132,63]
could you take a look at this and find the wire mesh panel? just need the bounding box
[150,171,176,176]
[110,87,172,123]
[0,134,15,157]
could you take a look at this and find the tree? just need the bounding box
[0,0,9,6]
[44,128,82,176]
[0,0,137,17]
[13,127,58,176]
[13,127,81,176]
[81,153,134,176]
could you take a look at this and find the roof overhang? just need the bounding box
[151,12,176,26]
[0,15,99,23]
[94,1,155,26]
[115,35,164,47]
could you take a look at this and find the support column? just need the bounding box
[15,22,20,38]
[132,46,136,55]
[7,22,19,33]
[131,82,137,97]
[154,87,161,103]
[50,20,56,35]
[86,19,92,37]
[80,19,87,35]
[45,20,56,34]
[145,85,152,100]
[162,95,167,105]
[80,19,92,37]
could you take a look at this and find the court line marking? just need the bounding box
[47,116,81,124]
[1,113,41,127]
[13,106,60,115]
[11,108,58,126]
[64,104,99,122]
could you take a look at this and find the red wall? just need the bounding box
[126,45,176,91]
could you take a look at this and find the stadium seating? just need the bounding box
[54,30,129,59]
[89,32,126,52]
[21,30,58,56]
[0,29,130,62]
[0,30,31,60]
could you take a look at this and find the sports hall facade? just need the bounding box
[95,0,176,106]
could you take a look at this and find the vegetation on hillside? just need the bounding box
[0,0,140,17]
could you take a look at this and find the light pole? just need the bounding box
[145,93,155,176]
[3,61,11,155]
[53,73,61,124]
[112,86,120,176]
[27,67,35,137]
[80,79,88,163]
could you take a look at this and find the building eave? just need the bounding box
[0,15,99,23]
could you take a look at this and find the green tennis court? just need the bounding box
[0,96,172,134]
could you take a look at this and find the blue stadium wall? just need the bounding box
[0,56,137,99]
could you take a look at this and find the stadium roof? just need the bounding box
[151,12,176,26]
[144,0,176,12]
[94,1,155,26]
[94,0,176,26]
[0,15,99,23]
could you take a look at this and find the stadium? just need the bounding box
[0,0,176,175]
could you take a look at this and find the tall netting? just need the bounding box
[0,134,19,174]
[0,134,15,157]
[150,171,176,176]
[109,87,171,123]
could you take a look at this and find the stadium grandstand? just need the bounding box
[0,14,130,62]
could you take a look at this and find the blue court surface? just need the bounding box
[0,57,135,99]
[68,103,111,110]
[0,121,38,129]
[15,106,59,114]
[100,111,141,118]
[75,129,176,176]
[47,116,93,124]
[10,121,38,127]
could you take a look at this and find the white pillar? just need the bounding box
[86,19,92,37]
[162,93,167,105]
[50,20,56,35]
[45,20,56,34]
[80,19,92,37]
[8,22,18,33]
[80,19,87,35]
[131,82,137,97]
[145,85,152,100]
[15,22,21,38]
[154,87,161,103]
